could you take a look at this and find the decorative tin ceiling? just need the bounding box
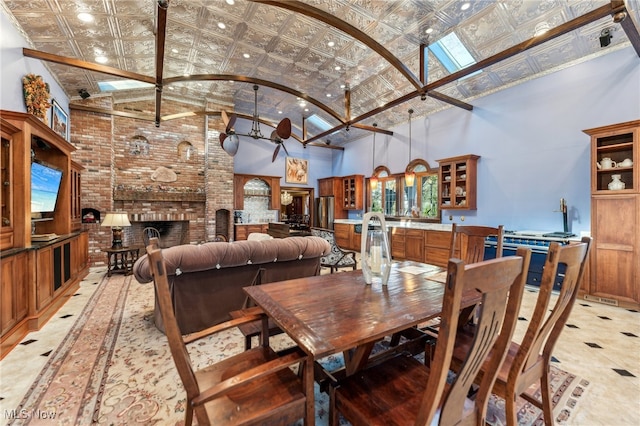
[3,0,639,146]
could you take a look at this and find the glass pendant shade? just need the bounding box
[405,171,415,187]
[360,212,391,285]
[370,176,378,189]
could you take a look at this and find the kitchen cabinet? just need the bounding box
[333,222,352,250]
[424,230,452,267]
[234,223,268,241]
[438,154,479,210]
[317,177,348,220]
[405,229,424,262]
[391,227,406,259]
[584,120,639,309]
[342,175,364,210]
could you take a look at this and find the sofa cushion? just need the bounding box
[134,236,330,282]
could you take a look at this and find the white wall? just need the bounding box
[328,46,639,234]
[1,9,69,112]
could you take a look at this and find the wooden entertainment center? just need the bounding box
[1,110,89,359]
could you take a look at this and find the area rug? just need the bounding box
[10,274,589,425]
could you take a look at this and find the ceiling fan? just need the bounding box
[219,85,292,162]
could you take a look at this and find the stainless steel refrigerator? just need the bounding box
[315,196,335,229]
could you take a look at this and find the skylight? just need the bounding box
[428,32,476,74]
[306,113,340,138]
[98,80,153,92]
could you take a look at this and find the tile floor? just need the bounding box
[0,266,639,425]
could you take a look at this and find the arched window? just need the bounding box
[403,159,439,219]
[368,166,396,215]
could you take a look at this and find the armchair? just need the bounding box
[311,227,357,273]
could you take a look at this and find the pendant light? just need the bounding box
[405,109,415,187]
[370,123,378,189]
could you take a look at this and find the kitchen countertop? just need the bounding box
[334,219,587,243]
[334,218,453,231]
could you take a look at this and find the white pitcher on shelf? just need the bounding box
[596,157,616,169]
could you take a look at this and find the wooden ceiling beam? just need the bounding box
[22,48,154,84]
[154,1,169,127]
[616,0,640,56]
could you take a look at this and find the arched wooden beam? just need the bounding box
[251,0,423,90]
[250,0,470,111]
[164,74,345,124]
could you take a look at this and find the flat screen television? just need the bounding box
[31,161,63,215]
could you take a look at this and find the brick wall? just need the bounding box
[69,97,233,266]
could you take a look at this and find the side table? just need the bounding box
[102,246,141,277]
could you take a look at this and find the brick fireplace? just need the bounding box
[70,98,234,266]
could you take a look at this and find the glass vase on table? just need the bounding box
[360,212,391,285]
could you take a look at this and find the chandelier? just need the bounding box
[281,190,293,206]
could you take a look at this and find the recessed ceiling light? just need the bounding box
[77,12,94,23]
[326,93,332,97]
[334,65,341,71]
[339,84,346,89]
[460,2,470,11]
[278,110,283,114]
[172,48,179,53]
[304,108,309,112]
[95,56,108,64]
[327,41,335,47]
[218,22,226,29]
[425,28,434,34]
[226,0,235,4]
[243,53,250,59]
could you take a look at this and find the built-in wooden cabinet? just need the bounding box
[233,174,281,210]
[70,161,83,231]
[391,227,405,259]
[0,111,89,359]
[423,230,452,267]
[583,120,639,309]
[438,154,479,210]
[342,175,364,210]
[318,177,348,220]
[234,223,268,241]
[0,251,28,336]
[333,222,352,249]
[405,229,425,262]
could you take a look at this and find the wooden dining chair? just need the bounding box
[451,236,592,426]
[329,248,531,426]
[142,226,161,247]
[144,238,309,426]
[450,224,505,326]
[450,223,504,263]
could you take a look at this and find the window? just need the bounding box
[369,166,396,216]
[403,160,439,219]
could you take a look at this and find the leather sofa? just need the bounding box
[133,236,330,334]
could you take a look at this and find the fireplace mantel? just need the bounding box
[128,213,199,222]
[114,189,205,202]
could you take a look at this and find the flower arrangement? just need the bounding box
[22,74,51,121]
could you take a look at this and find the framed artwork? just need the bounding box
[50,99,69,141]
[285,157,308,184]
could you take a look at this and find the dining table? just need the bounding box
[243,260,482,426]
